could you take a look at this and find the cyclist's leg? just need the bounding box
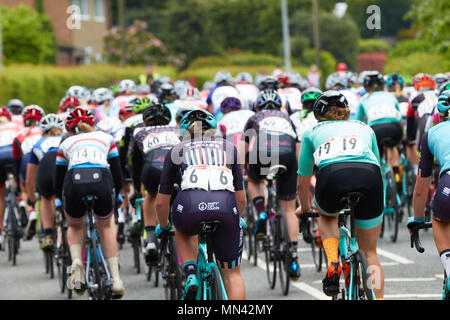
[247,172,267,237]
[221,266,246,300]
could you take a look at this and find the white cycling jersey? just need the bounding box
[235,83,259,110]
[278,87,302,113]
[211,86,241,114]
[339,89,359,120]
[218,109,255,138]
[0,122,21,148]
[290,110,317,142]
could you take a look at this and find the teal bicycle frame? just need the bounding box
[380,158,401,216]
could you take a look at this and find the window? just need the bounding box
[72,0,90,20]
[94,0,106,22]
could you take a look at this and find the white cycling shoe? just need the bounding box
[70,258,86,296]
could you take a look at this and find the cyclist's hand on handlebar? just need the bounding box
[130,192,143,208]
[156,222,171,238]
[406,216,425,234]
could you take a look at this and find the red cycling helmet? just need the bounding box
[23,105,45,123]
[413,73,436,90]
[60,96,81,112]
[0,106,12,121]
[65,107,95,132]
[277,73,290,86]
[119,104,135,121]
[337,62,348,72]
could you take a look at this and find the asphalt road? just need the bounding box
[0,211,444,301]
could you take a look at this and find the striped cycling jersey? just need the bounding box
[12,127,43,159]
[56,131,119,170]
[30,135,64,164]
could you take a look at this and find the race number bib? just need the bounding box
[71,147,107,166]
[259,117,296,138]
[181,165,234,192]
[313,135,363,166]
[21,135,41,155]
[0,131,16,147]
[368,104,401,122]
[143,131,180,153]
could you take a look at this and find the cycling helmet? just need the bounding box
[276,73,290,86]
[325,73,349,90]
[132,97,153,114]
[220,97,242,113]
[434,73,449,89]
[202,81,216,91]
[363,71,385,89]
[413,73,436,90]
[180,86,201,100]
[23,105,45,124]
[173,80,192,98]
[179,109,217,131]
[118,79,136,94]
[91,88,114,104]
[301,87,323,110]
[66,86,86,99]
[0,106,12,121]
[157,83,178,103]
[135,84,151,95]
[39,114,64,134]
[6,99,24,114]
[345,72,358,86]
[65,107,95,132]
[257,77,280,91]
[386,74,405,89]
[255,90,282,110]
[214,71,233,85]
[439,81,450,96]
[313,90,349,120]
[150,76,172,93]
[59,96,81,112]
[142,104,172,124]
[119,105,135,120]
[235,72,253,84]
[176,107,197,124]
[437,90,450,115]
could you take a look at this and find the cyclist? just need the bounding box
[407,90,450,300]
[13,105,45,240]
[25,114,64,249]
[91,88,118,121]
[130,104,180,265]
[234,72,259,110]
[6,99,25,129]
[290,87,323,142]
[325,73,359,120]
[217,97,255,147]
[297,90,384,299]
[0,107,21,248]
[277,75,303,116]
[58,96,81,122]
[55,107,124,298]
[207,71,240,115]
[112,80,138,110]
[155,109,247,300]
[357,71,403,192]
[66,86,90,105]
[239,89,302,280]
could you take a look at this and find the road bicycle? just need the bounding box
[80,195,114,300]
[398,142,416,217]
[242,177,257,266]
[409,221,449,300]
[262,164,291,296]
[128,197,144,275]
[36,199,55,279]
[3,173,23,266]
[302,192,377,300]
[191,220,228,300]
[300,210,327,272]
[54,198,72,299]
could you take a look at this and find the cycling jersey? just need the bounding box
[290,110,317,142]
[112,95,137,109]
[12,127,43,184]
[411,91,438,150]
[217,110,255,147]
[93,104,121,122]
[0,122,20,186]
[278,87,302,114]
[339,89,359,120]
[298,120,380,177]
[131,125,180,194]
[0,122,21,149]
[357,91,402,126]
[30,135,64,165]
[209,86,241,115]
[96,117,124,144]
[235,83,259,110]
[11,115,24,129]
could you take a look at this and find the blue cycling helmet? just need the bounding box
[180,109,217,131]
[437,90,450,114]
[386,74,405,88]
[255,89,282,110]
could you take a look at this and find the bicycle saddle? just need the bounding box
[82,195,98,209]
[198,220,222,235]
[340,192,366,207]
[266,164,288,181]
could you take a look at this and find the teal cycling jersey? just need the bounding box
[357,91,402,126]
[298,120,381,177]
[427,120,450,176]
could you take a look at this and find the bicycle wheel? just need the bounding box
[133,241,141,274]
[210,265,226,300]
[349,250,375,300]
[264,221,276,289]
[168,237,184,300]
[310,218,323,272]
[277,209,290,296]
[385,172,399,243]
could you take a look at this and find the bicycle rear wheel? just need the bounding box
[349,250,375,300]
[210,265,226,300]
[310,218,323,272]
[277,209,290,296]
[264,222,276,289]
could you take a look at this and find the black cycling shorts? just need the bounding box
[0,146,13,186]
[141,161,164,195]
[315,162,383,229]
[431,172,450,223]
[371,122,403,157]
[247,151,298,201]
[36,152,56,199]
[63,167,115,221]
[172,190,243,270]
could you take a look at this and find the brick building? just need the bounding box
[4,0,112,65]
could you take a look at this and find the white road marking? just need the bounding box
[384,294,442,299]
[291,282,329,300]
[377,248,414,264]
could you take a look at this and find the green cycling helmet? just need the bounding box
[132,97,153,114]
[180,110,217,132]
[301,87,323,105]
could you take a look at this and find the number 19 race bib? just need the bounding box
[313,135,363,166]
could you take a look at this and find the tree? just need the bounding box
[1,4,57,65]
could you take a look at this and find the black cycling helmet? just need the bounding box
[313,90,349,120]
[255,90,282,110]
[6,99,25,114]
[143,104,172,124]
[157,83,178,103]
[258,77,280,91]
[363,71,385,89]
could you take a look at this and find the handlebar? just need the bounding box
[410,222,432,253]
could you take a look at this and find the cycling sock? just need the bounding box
[145,226,156,234]
[289,242,298,259]
[70,244,82,263]
[323,238,339,267]
[440,249,450,276]
[252,197,265,216]
[44,228,53,236]
[107,257,121,280]
[182,261,197,277]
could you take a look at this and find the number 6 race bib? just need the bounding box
[313,135,363,166]
[181,165,235,192]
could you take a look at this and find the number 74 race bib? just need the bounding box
[313,135,363,166]
[181,165,235,192]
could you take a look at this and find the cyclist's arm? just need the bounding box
[157,148,178,227]
[297,175,312,215]
[107,143,123,195]
[131,143,143,192]
[232,145,246,216]
[413,132,433,220]
[356,102,365,123]
[25,163,38,203]
[296,134,315,214]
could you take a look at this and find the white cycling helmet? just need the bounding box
[118,79,136,94]
[325,73,349,90]
[180,86,201,100]
[214,71,233,85]
[235,72,253,84]
[39,113,65,133]
[92,88,114,104]
[66,86,90,101]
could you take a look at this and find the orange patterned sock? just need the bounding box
[323,238,340,267]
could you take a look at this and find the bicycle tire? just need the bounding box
[253,236,259,267]
[310,218,323,272]
[90,233,105,300]
[350,250,375,300]
[133,241,141,274]
[264,223,276,289]
[168,236,184,300]
[277,208,290,296]
[210,265,225,300]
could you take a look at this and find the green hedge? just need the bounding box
[0,64,176,113]
[384,52,450,77]
[358,39,392,54]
